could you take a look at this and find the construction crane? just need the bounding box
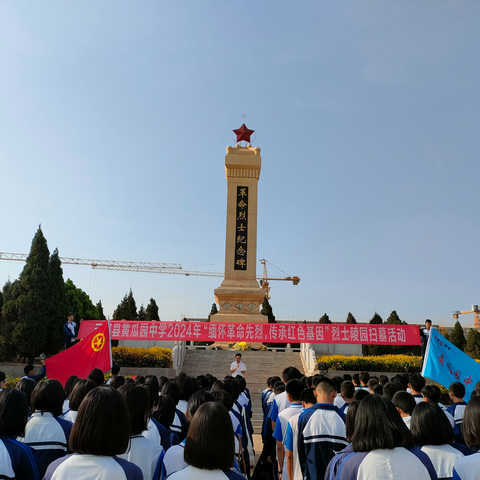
[452,305,480,329]
[259,258,300,299]
[0,252,300,299]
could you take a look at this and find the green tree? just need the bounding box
[44,248,70,354]
[346,312,357,324]
[385,310,402,324]
[2,227,52,362]
[449,321,467,351]
[96,300,106,320]
[138,304,147,320]
[362,312,384,356]
[208,303,218,321]
[0,281,17,361]
[369,312,383,324]
[146,298,160,321]
[65,279,100,321]
[319,313,331,324]
[261,297,276,323]
[465,328,480,359]
[113,288,137,320]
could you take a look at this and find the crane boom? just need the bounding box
[452,305,480,329]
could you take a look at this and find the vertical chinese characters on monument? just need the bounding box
[234,186,248,270]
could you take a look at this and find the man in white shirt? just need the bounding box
[230,353,246,378]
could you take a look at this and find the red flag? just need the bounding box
[46,320,112,386]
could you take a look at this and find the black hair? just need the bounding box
[186,390,215,420]
[421,385,440,403]
[378,375,389,385]
[367,378,378,391]
[141,382,158,410]
[282,367,302,383]
[111,375,126,389]
[353,389,370,402]
[24,364,34,376]
[158,376,169,390]
[134,375,145,384]
[352,395,414,451]
[155,395,176,428]
[392,374,409,390]
[373,384,384,396]
[275,383,286,395]
[340,381,355,400]
[0,389,29,437]
[286,379,304,401]
[161,381,180,405]
[211,390,234,411]
[315,377,336,395]
[382,381,405,401]
[88,368,105,387]
[31,379,64,417]
[111,366,120,376]
[425,319,432,324]
[69,379,96,411]
[118,383,150,435]
[332,376,344,393]
[345,401,360,443]
[64,375,79,399]
[463,396,480,450]
[343,374,352,381]
[70,387,130,455]
[300,388,317,405]
[235,353,242,358]
[352,373,360,385]
[359,372,370,385]
[15,378,37,408]
[408,374,426,393]
[449,381,465,399]
[145,375,159,392]
[391,391,416,416]
[184,402,234,470]
[411,401,454,445]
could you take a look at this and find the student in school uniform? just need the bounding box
[44,387,142,480]
[141,383,172,451]
[421,385,457,432]
[284,388,317,480]
[411,402,472,479]
[408,374,426,404]
[167,402,245,480]
[0,389,40,480]
[392,391,417,429]
[338,381,355,416]
[297,377,348,480]
[273,379,304,480]
[118,384,165,480]
[63,379,96,423]
[19,379,73,478]
[161,381,189,442]
[447,382,468,445]
[453,396,480,479]
[62,375,79,413]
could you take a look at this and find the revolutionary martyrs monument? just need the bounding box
[211,124,267,324]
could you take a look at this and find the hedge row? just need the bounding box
[317,354,422,373]
[112,346,172,368]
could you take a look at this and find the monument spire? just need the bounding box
[211,126,267,324]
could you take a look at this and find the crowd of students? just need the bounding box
[1,364,480,480]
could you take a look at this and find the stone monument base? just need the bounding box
[209,312,268,324]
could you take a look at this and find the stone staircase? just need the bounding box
[180,349,305,431]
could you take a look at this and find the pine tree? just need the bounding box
[96,300,106,320]
[65,279,100,321]
[362,312,384,356]
[346,312,357,324]
[208,303,218,321]
[138,305,147,320]
[145,298,160,321]
[0,280,17,361]
[113,288,138,320]
[2,227,51,362]
[385,310,402,324]
[261,297,276,323]
[465,329,480,359]
[369,312,383,324]
[44,248,70,355]
[449,321,467,351]
[319,313,331,324]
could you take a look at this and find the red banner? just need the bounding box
[79,321,420,345]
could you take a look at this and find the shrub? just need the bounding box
[112,346,172,368]
[316,354,421,373]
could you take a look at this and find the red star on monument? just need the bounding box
[233,124,255,143]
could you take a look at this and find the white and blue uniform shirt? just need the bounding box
[297,403,347,480]
[284,409,306,480]
[44,454,142,480]
[419,443,472,480]
[325,445,438,480]
[118,435,164,480]
[171,409,189,442]
[270,391,290,424]
[453,451,480,480]
[143,417,172,451]
[166,465,245,480]
[63,410,78,423]
[162,439,187,478]
[447,402,467,444]
[273,403,303,480]
[334,394,345,409]
[0,435,40,480]
[19,411,73,477]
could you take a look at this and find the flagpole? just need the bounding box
[108,318,112,370]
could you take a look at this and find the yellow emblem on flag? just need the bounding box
[91,333,105,352]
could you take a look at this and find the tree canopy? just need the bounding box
[346,312,357,324]
[449,321,467,351]
[146,298,160,321]
[261,297,276,323]
[113,288,138,320]
[319,313,331,324]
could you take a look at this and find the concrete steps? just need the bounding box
[181,349,305,430]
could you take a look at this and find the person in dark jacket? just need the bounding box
[64,313,77,349]
[420,319,432,365]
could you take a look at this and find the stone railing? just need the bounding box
[172,340,187,372]
[300,342,317,376]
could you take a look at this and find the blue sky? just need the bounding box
[1,2,479,325]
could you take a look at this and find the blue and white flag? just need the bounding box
[422,328,480,399]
